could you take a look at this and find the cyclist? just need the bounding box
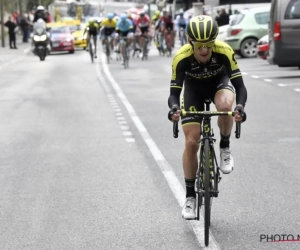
[135,10,152,53]
[161,14,175,49]
[83,19,99,58]
[176,11,188,46]
[115,13,134,65]
[151,10,160,25]
[100,13,117,55]
[167,15,247,219]
[151,10,161,48]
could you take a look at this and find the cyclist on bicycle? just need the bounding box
[135,10,152,53]
[100,13,117,54]
[83,19,99,58]
[161,14,175,49]
[176,11,188,45]
[115,13,134,65]
[167,15,247,219]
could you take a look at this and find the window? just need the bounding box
[255,12,270,24]
[230,14,244,26]
[285,0,300,19]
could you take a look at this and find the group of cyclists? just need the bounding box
[84,9,192,62]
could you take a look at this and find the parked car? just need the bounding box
[258,34,269,60]
[268,0,300,68]
[225,6,270,58]
[217,25,229,41]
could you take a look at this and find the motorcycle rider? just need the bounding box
[33,6,48,23]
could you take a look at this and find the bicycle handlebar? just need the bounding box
[172,110,241,139]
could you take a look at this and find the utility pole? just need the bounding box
[19,0,23,16]
[172,0,176,19]
[1,0,5,47]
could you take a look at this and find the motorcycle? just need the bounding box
[32,19,49,61]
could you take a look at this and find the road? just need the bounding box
[1,9,300,250]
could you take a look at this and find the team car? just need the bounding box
[47,22,75,54]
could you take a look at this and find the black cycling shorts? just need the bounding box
[140,26,149,34]
[120,31,130,37]
[88,30,97,37]
[181,75,235,126]
[103,27,115,36]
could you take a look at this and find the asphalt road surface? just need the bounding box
[1,10,300,250]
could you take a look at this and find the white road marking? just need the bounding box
[119,121,127,125]
[294,88,300,92]
[120,125,129,130]
[241,72,248,75]
[278,84,286,87]
[98,54,221,250]
[115,112,123,116]
[264,79,272,82]
[251,75,259,78]
[125,138,135,142]
[114,109,121,112]
[123,131,132,136]
[117,117,125,120]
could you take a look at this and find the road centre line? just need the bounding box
[98,54,221,250]
[251,75,259,78]
[294,89,300,92]
[264,79,272,82]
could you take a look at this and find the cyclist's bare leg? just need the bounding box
[182,124,201,179]
[214,90,235,136]
[93,35,97,56]
[139,34,145,51]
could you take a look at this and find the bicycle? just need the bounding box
[103,35,111,64]
[120,37,130,69]
[141,34,149,61]
[179,27,187,46]
[172,99,241,247]
[87,35,97,63]
[165,28,173,57]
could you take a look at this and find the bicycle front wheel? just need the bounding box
[204,139,211,246]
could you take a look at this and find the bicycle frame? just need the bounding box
[172,102,241,247]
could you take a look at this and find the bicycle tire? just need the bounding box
[106,40,110,64]
[89,42,94,63]
[196,145,204,221]
[204,139,211,246]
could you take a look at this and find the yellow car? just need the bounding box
[72,23,88,49]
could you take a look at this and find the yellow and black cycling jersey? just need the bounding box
[169,40,247,108]
[100,18,117,29]
[151,14,159,24]
[171,40,241,82]
[85,22,99,34]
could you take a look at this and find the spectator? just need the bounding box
[216,8,230,26]
[20,14,31,43]
[4,16,18,49]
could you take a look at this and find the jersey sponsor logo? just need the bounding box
[186,66,223,78]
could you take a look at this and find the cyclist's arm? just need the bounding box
[83,26,88,36]
[168,55,188,108]
[218,48,247,107]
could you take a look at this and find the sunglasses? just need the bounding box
[191,40,215,49]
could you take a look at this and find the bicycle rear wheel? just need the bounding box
[105,40,110,64]
[89,42,94,63]
[204,139,211,246]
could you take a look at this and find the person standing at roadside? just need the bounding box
[4,17,18,49]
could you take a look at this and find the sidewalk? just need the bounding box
[0,36,30,69]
